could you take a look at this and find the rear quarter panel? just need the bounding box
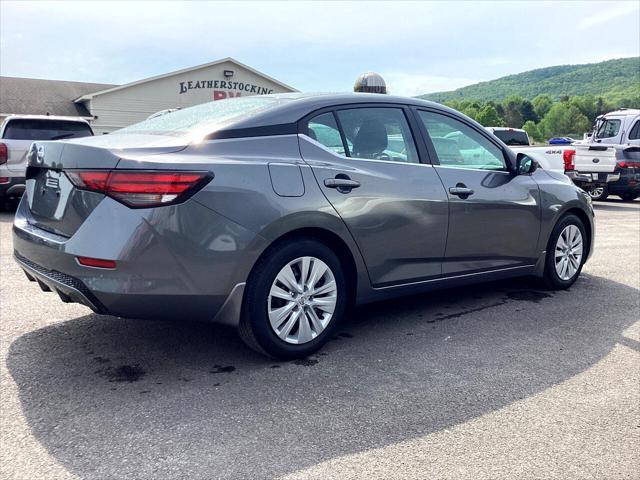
[115,134,372,299]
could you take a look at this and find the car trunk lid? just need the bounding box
[24,137,188,237]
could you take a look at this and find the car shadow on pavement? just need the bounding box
[6,274,639,479]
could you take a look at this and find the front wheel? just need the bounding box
[239,238,346,359]
[586,185,608,201]
[542,214,587,290]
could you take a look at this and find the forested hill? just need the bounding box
[419,57,639,104]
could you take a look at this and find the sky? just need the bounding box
[1,1,639,96]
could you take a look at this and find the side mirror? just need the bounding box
[516,154,538,175]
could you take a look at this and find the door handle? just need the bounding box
[324,176,360,193]
[449,185,474,198]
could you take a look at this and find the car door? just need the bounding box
[299,105,448,287]
[414,108,541,275]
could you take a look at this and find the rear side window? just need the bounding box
[596,119,621,139]
[335,108,419,163]
[628,120,640,140]
[3,119,93,140]
[491,129,530,146]
[307,112,347,156]
[418,110,507,171]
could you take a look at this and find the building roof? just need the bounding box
[73,57,297,102]
[0,76,117,118]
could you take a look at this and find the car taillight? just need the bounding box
[618,161,640,168]
[66,170,211,208]
[0,143,7,165]
[563,149,575,171]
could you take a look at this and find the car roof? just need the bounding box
[2,114,91,124]
[217,92,454,131]
[487,127,526,132]
[603,109,640,118]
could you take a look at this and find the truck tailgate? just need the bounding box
[573,144,617,173]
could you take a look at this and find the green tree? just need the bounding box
[460,105,480,121]
[503,95,524,127]
[476,105,504,126]
[520,100,539,123]
[522,120,543,143]
[540,104,591,137]
[532,94,553,119]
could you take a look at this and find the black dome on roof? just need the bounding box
[353,72,387,94]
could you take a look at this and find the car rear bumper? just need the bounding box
[12,195,257,325]
[0,176,26,198]
[567,171,620,186]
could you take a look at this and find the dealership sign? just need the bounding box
[179,79,274,100]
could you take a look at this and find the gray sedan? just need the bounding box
[13,93,594,359]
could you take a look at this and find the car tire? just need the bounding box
[542,214,587,290]
[619,193,638,202]
[239,238,346,359]
[586,185,608,201]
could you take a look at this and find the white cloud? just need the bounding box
[579,1,639,29]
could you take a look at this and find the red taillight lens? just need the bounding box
[563,149,575,171]
[77,256,116,269]
[66,170,210,207]
[618,161,640,169]
[0,143,7,165]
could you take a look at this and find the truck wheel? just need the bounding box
[619,193,638,202]
[542,214,587,290]
[239,238,346,359]
[586,186,608,201]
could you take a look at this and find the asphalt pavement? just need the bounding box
[1,200,638,480]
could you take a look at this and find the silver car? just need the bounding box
[13,93,594,359]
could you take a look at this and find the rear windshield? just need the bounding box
[2,119,93,140]
[491,130,530,146]
[117,96,291,137]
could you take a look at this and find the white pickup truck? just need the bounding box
[573,108,640,200]
[0,115,94,205]
[485,127,619,190]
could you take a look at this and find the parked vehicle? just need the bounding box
[586,149,640,201]
[485,127,567,175]
[548,137,576,145]
[575,108,639,200]
[486,126,620,192]
[13,93,594,359]
[0,115,93,204]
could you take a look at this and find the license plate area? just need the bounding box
[28,169,74,220]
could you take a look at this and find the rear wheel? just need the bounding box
[619,192,638,202]
[586,185,608,201]
[542,214,587,290]
[239,238,346,359]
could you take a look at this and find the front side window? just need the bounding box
[335,108,419,163]
[596,118,621,139]
[307,112,348,156]
[418,111,507,170]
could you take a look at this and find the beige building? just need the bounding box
[0,58,297,134]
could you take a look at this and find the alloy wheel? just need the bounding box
[554,224,583,281]
[267,256,338,344]
[588,187,604,199]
